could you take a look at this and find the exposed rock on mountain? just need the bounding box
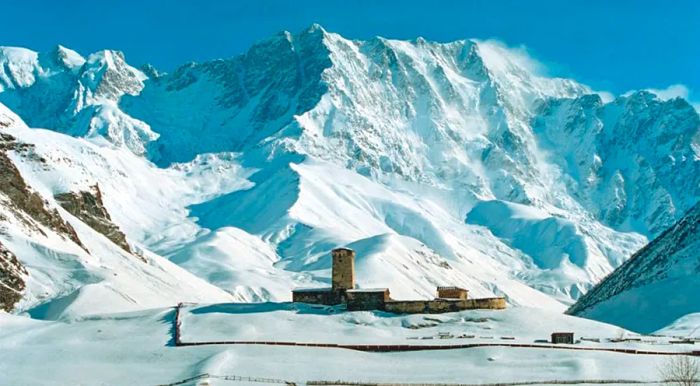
[55,184,132,254]
[567,202,700,333]
[0,133,85,250]
[534,92,700,237]
[0,241,27,312]
[0,103,235,318]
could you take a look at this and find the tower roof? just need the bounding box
[332,247,354,253]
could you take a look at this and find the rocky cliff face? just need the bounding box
[0,133,85,250]
[55,184,132,254]
[117,27,699,240]
[0,241,27,312]
[567,202,700,332]
[534,92,700,237]
[0,103,235,318]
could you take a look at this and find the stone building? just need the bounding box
[290,287,336,305]
[331,247,355,291]
[346,288,391,311]
[551,332,574,344]
[292,248,360,305]
[292,247,507,314]
[437,286,468,300]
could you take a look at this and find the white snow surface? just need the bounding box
[0,305,693,386]
[568,202,700,333]
[0,104,235,319]
[0,25,698,348]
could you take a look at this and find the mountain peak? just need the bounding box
[80,49,146,100]
[305,22,327,34]
[45,45,85,71]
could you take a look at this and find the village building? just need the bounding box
[346,288,391,311]
[292,247,507,314]
[551,332,575,344]
[437,286,468,300]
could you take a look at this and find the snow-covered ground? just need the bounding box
[2,305,695,386]
[4,25,698,309]
[0,24,698,385]
[179,302,694,350]
[568,202,700,333]
[658,313,700,338]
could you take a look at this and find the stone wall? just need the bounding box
[346,289,390,311]
[384,300,429,314]
[292,289,339,305]
[463,297,507,309]
[385,297,506,314]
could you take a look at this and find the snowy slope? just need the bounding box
[567,202,700,333]
[0,45,157,155]
[534,92,700,236]
[120,26,696,303]
[657,312,700,338]
[0,25,698,314]
[0,103,235,318]
[0,305,689,386]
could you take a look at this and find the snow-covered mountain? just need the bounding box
[0,45,156,155]
[567,201,700,333]
[0,104,234,318]
[0,25,698,319]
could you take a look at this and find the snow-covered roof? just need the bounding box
[292,287,332,293]
[346,288,389,293]
[332,247,354,253]
[437,286,467,291]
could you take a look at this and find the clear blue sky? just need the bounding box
[3,0,699,99]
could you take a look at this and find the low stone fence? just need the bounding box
[307,379,678,386]
[158,373,296,386]
[384,297,506,314]
[172,303,699,356]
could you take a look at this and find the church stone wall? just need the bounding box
[292,247,507,314]
[437,287,468,300]
[346,290,390,311]
[385,297,506,314]
[292,289,338,305]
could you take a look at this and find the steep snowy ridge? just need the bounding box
[534,92,700,237]
[0,46,157,155]
[121,25,331,164]
[567,201,700,333]
[0,25,698,319]
[0,104,234,318]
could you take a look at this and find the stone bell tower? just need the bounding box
[331,247,355,291]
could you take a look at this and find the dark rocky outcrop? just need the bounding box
[0,134,86,250]
[0,241,27,312]
[567,201,700,317]
[55,184,132,253]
